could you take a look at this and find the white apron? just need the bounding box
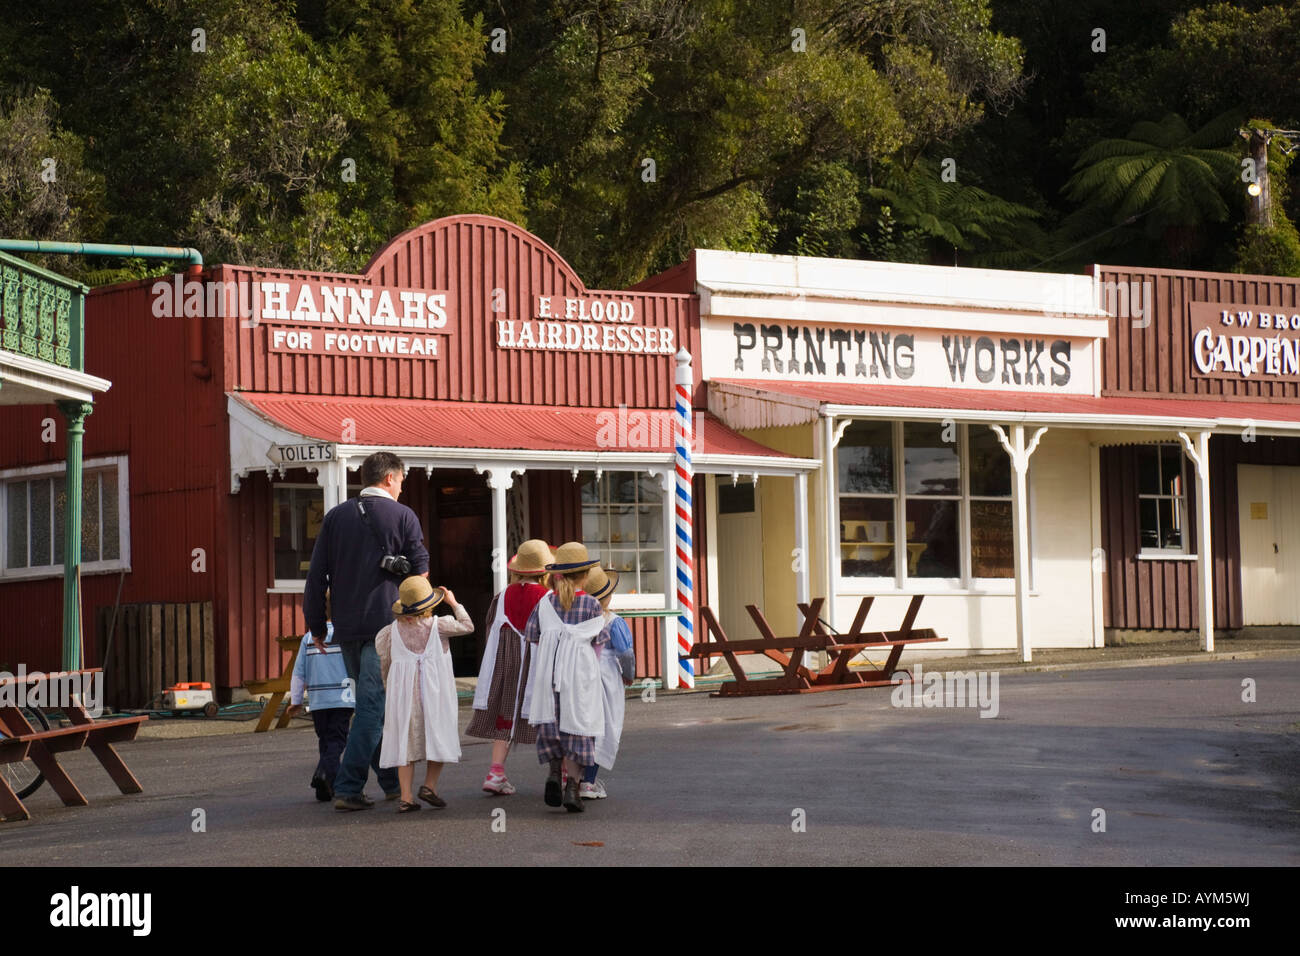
[526,598,605,737]
[380,619,461,767]
[472,592,529,742]
[593,620,626,769]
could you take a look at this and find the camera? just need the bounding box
[379,554,413,576]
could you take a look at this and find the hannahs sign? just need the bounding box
[704,321,1082,391]
[1190,301,1300,381]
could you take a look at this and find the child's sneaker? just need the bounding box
[482,770,516,795]
[578,780,599,800]
[585,778,608,799]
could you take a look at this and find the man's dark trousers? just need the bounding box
[333,639,398,797]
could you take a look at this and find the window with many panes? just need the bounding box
[1137,444,1189,553]
[580,471,664,598]
[271,481,362,586]
[837,422,1016,584]
[1,457,129,578]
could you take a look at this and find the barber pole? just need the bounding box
[673,350,695,689]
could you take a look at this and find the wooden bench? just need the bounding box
[243,634,305,733]
[0,668,147,822]
[691,596,945,697]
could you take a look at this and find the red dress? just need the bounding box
[465,581,548,742]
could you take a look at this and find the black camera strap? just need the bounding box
[355,497,391,556]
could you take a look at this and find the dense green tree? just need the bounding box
[1061,111,1241,265]
[0,88,106,278]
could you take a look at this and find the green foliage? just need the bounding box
[0,88,106,279]
[1235,223,1300,276]
[867,158,1042,264]
[1061,110,1240,264]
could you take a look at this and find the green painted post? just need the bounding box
[56,399,93,670]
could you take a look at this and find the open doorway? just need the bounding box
[426,470,494,675]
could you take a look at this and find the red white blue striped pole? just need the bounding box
[673,349,695,689]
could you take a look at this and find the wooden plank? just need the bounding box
[149,605,163,708]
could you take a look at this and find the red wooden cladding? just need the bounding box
[1095,265,1300,400]
[1100,436,1300,631]
[225,216,702,408]
[1,278,228,675]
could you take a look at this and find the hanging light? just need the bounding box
[1247,182,1262,197]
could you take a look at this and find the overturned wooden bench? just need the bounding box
[691,596,945,697]
[0,667,147,822]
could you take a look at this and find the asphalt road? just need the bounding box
[4,658,1298,866]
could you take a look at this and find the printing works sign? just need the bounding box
[701,319,1092,392]
[1189,301,1300,381]
[495,295,678,355]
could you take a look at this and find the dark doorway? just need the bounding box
[426,470,494,675]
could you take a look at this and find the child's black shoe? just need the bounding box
[311,774,333,802]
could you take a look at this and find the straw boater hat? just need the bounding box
[585,565,619,601]
[507,539,555,576]
[392,577,445,617]
[546,541,600,574]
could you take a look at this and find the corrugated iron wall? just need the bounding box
[225,215,702,408]
[0,278,226,674]
[1096,265,1300,399]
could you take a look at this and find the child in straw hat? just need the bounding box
[522,541,608,813]
[377,577,473,813]
[579,565,636,800]
[467,539,554,795]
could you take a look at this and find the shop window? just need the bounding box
[273,485,326,583]
[837,423,1016,585]
[580,471,664,597]
[1137,444,1188,553]
[1,457,130,579]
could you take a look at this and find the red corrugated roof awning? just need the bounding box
[712,379,1300,429]
[232,392,797,458]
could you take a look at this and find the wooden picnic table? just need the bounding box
[691,596,945,697]
[0,667,147,822]
[244,634,306,732]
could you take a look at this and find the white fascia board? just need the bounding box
[818,403,1224,431]
[0,350,112,402]
[692,249,1106,317]
[693,453,821,475]
[701,291,1110,338]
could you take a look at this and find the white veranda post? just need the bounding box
[991,424,1047,663]
[1177,430,1214,652]
[482,467,519,596]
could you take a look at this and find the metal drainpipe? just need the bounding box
[0,240,210,379]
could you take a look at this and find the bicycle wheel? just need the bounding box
[0,707,48,799]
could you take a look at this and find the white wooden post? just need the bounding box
[1177,430,1215,652]
[482,467,518,596]
[991,424,1048,662]
[794,471,810,606]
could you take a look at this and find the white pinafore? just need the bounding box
[593,612,626,770]
[525,598,606,737]
[380,618,461,768]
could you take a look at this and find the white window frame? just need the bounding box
[268,479,363,593]
[1137,442,1193,557]
[579,469,668,609]
[836,422,1026,594]
[0,455,131,581]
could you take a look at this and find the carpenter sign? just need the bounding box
[1189,301,1300,381]
[701,320,1090,392]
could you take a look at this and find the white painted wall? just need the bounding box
[830,428,1097,654]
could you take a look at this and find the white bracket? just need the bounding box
[990,424,1048,473]
[831,418,852,449]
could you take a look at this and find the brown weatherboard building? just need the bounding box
[1094,265,1300,634]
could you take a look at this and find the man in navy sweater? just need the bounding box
[304,451,430,810]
